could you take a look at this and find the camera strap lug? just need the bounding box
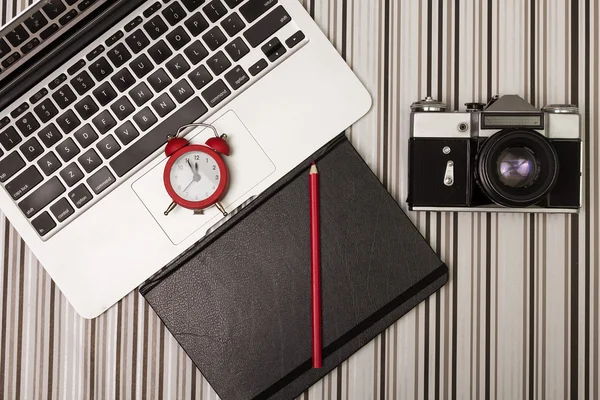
[444,161,455,186]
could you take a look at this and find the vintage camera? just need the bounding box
[407,94,582,213]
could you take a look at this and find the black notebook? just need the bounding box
[139,133,448,400]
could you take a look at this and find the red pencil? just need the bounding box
[310,162,322,368]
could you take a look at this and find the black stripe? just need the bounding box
[131,293,139,400]
[451,212,458,400]
[382,0,390,188]
[530,0,536,104]
[380,334,386,400]
[341,0,348,61]
[90,318,96,400]
[14,241,25,399]
[337,365,342,400]
[423,298,430,400]
[453,0,460,110]
[191,368,196,400]
[115,302,122,400]
[529,214,535,400]
[437,0,443,99]
[142,302,149,400]
[309,0,315,19]
[426,0,433,95]
[486,0,493,98]
[485,213,491,399]
[47,281,56,400]
[570,0,579,398]
[158,324,165,398]
[0,222,10,398]
[434,214,442,400]
[583,1,591,399]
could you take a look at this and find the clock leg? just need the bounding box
[164,201,177,216]
[216,202,228,216]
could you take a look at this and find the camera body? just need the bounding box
[407,95,582,213]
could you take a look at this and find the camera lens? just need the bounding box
[477,129,559,207]
[496,147,539,188]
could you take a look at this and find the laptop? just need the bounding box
[0,0,371,318]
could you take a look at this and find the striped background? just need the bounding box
[0,0,598,399]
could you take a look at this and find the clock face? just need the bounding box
[168,149,223,203]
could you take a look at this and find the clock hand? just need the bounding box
[186,158,196,175]
[182,179,195,193]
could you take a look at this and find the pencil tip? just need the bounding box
[310,164,318,174]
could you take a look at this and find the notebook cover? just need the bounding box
[139,133,448,400]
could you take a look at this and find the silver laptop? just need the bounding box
[0,0,371,318]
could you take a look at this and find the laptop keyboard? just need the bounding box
[0,0,308,239]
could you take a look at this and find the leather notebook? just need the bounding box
[139,133,448,400]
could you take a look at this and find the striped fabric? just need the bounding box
[0,0,598,399]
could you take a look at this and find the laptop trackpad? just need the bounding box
[131,110,276,245]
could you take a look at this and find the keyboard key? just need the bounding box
[59,10,78,26]
[221,12,245,36]
[184,40,208,64]
[89,57,114,81]
[148,40,172,64]
[170,79,194,104]
[130,54,154,78]
[37,152,61,176]
[107,43,132,68]
[24,11,49,34]
[38,124,63,148]
[125,29,150,54]
[71,71,96,95]
[133,108,158,132]
[42,0,67,19]
[111,96,135,120]
[111,97,208,177]
[86,45,105,61]
[1,53,21,69]
[202,26,227,51]
[166,54,190,79]
[188,65,212,89]
[74,124,99,148]
[224,65,249,90]
[49,74,67,90]
[6,25,30,47]
[244,6,291,47]
[19,177,65,218]
[11,103,30,119]
[225,37,249,62]
[224,0,244,7]
[78,0,99,11]
[32,212,56,236]
[0,118,8,131]
[52,85,77,109]
[34,99,59,124]
[181,0,205,12]
[16,113,41,136]
[185,12,209,36]
[151,93,176,117]
[124,16,143,33]
[0,127,22,151]
[144,2,163,18]
[7,166,43,200]
[87,167,116,195]
[144,15,169,40]
[148,68,172,92]
[21,38,41,55]
[67,59,86,76]
[261,37,286,62]
[201,79,230,107]
[56,138,80,162]
[56,110,80,134]
[74,96,99,120]
[240,0,277,23]
[286,30,305,48]
[50,198,74,223]
[78,149,102,173]
[0,39,9,60]
[96,135,121,159]
[92,111,117,134]
[111,68,136,92]
[203,0,227,22]
[105,30,124,47]
[129,82,154,106]
[60,163,84,187]
[206,51,230,75]
[30,88,49,104]
[0,152,26,182]
[166,26,191,50]
[40,24,59,40]
[69,184,93,209]
[92,82,117,106]
[162,2,187,26]
[20,137,44,161]
[114,121,139,146]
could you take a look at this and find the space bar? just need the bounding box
[110,97,208,177]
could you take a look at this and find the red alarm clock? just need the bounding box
[163,123,231,217]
